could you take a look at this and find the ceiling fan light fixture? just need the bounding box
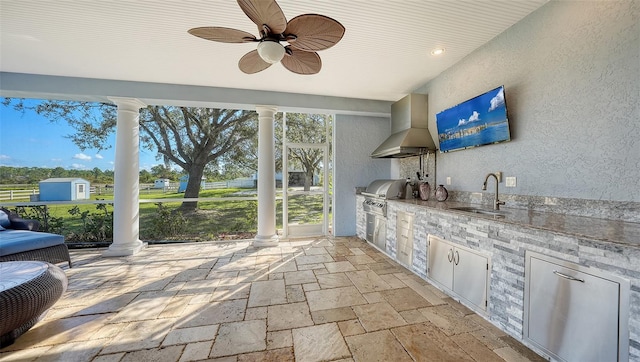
[257,41,285,64]
[188,0,345,74]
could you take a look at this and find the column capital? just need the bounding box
[255,105,278,117]
[108,97,146,112]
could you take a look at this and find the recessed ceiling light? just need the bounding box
[431,48,445,56]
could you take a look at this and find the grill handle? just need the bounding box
[361,192,383,198]
[553,270,585,283]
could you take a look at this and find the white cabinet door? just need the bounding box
[428,235,489,311]
[365,213,375,242]
[453,247,488,310]
[427,236,454,290]
[373,217,386,251]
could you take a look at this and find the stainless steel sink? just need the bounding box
[450,206,507,217]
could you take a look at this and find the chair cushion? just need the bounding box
[0,210,9,228]
[0,230,65,257]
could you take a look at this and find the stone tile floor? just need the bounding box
[0,236,546,362]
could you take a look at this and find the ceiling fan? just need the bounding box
[188,0,345,75]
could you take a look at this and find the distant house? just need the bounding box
[178,175,206,193]
[39,178,91,201]
[153,179,170,189]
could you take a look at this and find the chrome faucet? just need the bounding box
[482,173,505,210]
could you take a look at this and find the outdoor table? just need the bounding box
[0,261,67,347]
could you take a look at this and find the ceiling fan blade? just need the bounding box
[238,50,272,74]
[281,48,321,75]
[286,14,345,52]
[188,27,256,43]
[237,0,287,35]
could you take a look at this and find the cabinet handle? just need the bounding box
[454,250,460,265]
[553,270,585,283]
[447,249,453,263]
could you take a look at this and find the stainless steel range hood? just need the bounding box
[371,93,436,158]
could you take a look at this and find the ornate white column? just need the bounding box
[103,97,147,257]
[253,105,279,247]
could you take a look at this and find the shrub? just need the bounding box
[145,202,186,239]
[66,203,113,242]
[13,205,65,234]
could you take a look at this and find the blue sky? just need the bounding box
[0,100,159,171]
[436,86,506,132]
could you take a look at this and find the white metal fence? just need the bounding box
[0,179,257,201]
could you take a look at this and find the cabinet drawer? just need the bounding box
[396,211,414,229]
[396,232,413,266]
[397,226,412,240]
[395,211,414,267]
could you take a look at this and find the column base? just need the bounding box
[102,240,147,257]
[252,234,279,247]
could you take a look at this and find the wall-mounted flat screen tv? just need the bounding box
[435,85,510,153]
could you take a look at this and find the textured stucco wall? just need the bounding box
[415,0,639,202]
[333,114,391,236]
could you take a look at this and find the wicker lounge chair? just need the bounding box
[0,208,71,268]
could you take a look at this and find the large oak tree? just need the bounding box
[3,98,258,211]
[277,113,331,191]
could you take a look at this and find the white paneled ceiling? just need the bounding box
[0,0,548,102]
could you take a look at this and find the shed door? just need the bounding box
[76,183,86,199]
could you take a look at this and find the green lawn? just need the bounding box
[12,188,327,243]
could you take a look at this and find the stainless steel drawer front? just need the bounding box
[525,253,627,362]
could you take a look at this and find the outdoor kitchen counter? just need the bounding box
[389,198,640,248]
[359,195,640,359]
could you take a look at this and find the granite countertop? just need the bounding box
[386,198,640,248]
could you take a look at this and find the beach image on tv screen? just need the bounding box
[435,86,510,152]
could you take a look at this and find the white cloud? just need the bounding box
[73,153,92,161]
[457,111,481,127]
[70,163,87,170]
[0,155,10,160]
[488,88,505,112]
[51,158,63,162]
[468,111,480,122]
[95,154,104,159]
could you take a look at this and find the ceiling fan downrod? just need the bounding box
[261,24,297,44]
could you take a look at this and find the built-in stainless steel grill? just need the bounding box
[362,179,406,250]
[361,179,406,217]
[363,198,386,216]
